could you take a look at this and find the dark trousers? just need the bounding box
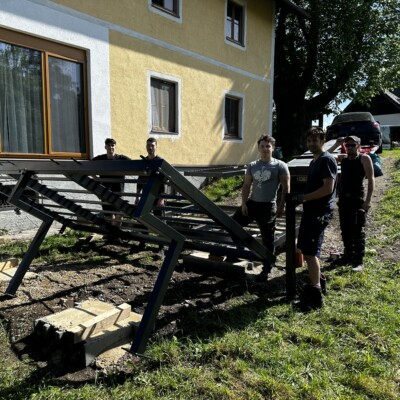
[232,200,276,257]
[338,197,366,265]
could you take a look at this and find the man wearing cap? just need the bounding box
[328,135,375,271]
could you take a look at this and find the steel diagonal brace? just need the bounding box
[5,171,54,296]
[133,173,164,218]
[158,161,275,264]
[129,212,185,355]
[9,174,107,229]
[68,174,135,217]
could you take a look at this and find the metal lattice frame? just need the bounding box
[0,158,277,354]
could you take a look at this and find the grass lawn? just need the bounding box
[0,150,399,399]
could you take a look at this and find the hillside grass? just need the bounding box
[0,150,400,399]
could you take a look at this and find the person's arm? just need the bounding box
[277,174,290,217]
[241,174,252,216]
[361,154,375,211]
[303,177,335,202]
[327,137,345,153]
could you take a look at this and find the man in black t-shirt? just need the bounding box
[135,137,166,259]
[92,138,130,227]
[296,127,337,310]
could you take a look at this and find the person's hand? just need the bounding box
[241,204,248,216]
[336,137,345,146]
[156,198,165,207]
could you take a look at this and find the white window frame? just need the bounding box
[223,91,244,142]
[224,0,247,50]
[148,0,183,24]
[148,71,182,138]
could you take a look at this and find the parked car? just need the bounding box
[326,112,383,152]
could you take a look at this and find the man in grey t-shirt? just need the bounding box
[232,134,290,277]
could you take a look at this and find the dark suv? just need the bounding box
[326,112,382,152]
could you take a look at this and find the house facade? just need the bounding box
[0,0,275,166]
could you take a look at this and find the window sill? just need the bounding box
[225,37,245,48]
[151,130,179,135]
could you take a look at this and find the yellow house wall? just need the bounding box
[110,31,271,165]
[50,0,274,165]
[52,0,273,78]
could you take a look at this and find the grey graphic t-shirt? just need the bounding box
[246,158,289,202]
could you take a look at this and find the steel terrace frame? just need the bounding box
[0,157,275,354]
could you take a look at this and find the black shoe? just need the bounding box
[154,248,165,260]
[297,285,323,311]
[320,273,327,295]
[255,262,273,282]
[331,256,351,266]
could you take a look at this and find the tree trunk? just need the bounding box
[274,100,313,158]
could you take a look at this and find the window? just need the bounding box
[150,77,178,134]
[151,0,180,17]
[224,94,243,140]
[225,0,245,47]
[0,28,88,158]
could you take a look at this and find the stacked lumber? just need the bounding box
[34,300,142,367]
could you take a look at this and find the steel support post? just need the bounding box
[285,194,297,300]
[130,212,185,354]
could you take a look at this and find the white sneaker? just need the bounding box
[352,265,364,272]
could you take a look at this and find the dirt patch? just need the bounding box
[0,155,396,381]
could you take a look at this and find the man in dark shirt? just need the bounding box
[136,137,166,259]
[328,135,375,271]
[296,127,337,310]
[92,138,130,226]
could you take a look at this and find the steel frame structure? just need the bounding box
[0,157,278,354]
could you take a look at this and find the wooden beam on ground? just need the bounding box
[0,258,18,271]
[35,300,133,344]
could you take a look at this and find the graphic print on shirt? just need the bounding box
[254,166,271,188]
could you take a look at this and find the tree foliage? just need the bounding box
[274,0,400,155]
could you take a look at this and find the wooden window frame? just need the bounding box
[149,73,181,136]
[0,27,89,159]
[151,0,180,18]
[225,0,246,48]
[224,93,244,141]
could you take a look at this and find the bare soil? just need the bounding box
[0,155,396,382]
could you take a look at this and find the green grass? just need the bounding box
[1,150,400,399]
[202,175,244,202]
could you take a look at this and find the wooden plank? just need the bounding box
[83,311,142,366]
[70,303,131,344]
[0,258,18,271]
[35,300,132,344]
[0,266,36,282]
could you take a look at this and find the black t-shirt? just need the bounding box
[92,153,131,192]
[339,155,365,198]
[304,151,337,213]
[137,155,165,197]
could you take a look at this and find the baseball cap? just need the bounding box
[344,135,360,144]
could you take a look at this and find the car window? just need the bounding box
[333,112,373,124]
